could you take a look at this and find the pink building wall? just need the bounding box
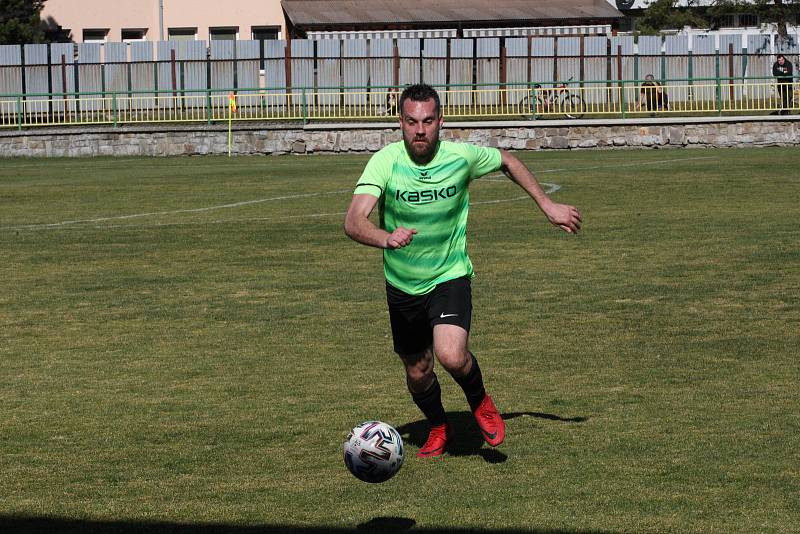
[41,0,287,42]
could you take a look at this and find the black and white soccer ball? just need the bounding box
[343,420,404,483]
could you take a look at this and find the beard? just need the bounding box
[403,131,439,165]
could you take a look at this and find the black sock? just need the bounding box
[410,374,447,427]
[453,353,486,411]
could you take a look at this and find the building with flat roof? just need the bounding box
[41,0,287,43]
[41,0,623,43]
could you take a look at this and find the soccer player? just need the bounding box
[344,84,582,458]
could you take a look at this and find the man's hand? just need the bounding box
[542,201,583,234]
[386,227,417,249]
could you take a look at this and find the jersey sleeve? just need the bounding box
[354,148,392,198]
[464,144,502,180]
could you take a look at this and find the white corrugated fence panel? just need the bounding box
[50,43,75,112]
[210,40,235,95]
[584,37,609,105]
[130,41,155,110]
[0,45,22,98]
[264,40,287,94]
[637,36,662,84]
[719,34,744,101]
[342,39,368,105]
[368,39,393,109]
[476,38,499,105]
[237,40,261,95]
[423,39,447,105]
[78,43,103,111]
[317,39,340,107]
[291,39,314,106]
[182,40,208,94]
[104,43,129,109]
[531,38,555,86]
[23,44,49,103]
[449,39,473,106]
[664,36,689,106]
[692,36,716,103]
[504,37,529,108]
[556,37,580,85]
[398,39,420,87]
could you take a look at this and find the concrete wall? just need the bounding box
[1,118,798,158]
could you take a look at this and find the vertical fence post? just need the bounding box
[617,45,623,113]
[500,42,507,107]
[112,91,118,127]
[206,88,212,124]
[728,43,735,105]
[170,47,177,109]
[620,80,626,119]
[741,44,748,105]
[715,49,722,116]
[74,48,81,117]
[16,95,23,130]
[301,87,308,124]
[206,46,212,123]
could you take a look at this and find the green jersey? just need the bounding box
[354,140,502,295]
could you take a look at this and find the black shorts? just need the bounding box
[386,277,472,356]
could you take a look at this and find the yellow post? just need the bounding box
[228,92,237,157]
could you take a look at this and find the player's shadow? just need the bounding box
[396,411,588,464]
[357,516,416,531]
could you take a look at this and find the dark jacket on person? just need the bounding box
[773,60,794,84]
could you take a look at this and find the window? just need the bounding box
[210,27,238,41]
[83,28,108,43]
[122,28,147,42]
[252,26,280,41]
[168,27,197,41]
[716,14,736,28]
[738,14,758,27]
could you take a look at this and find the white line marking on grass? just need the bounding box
[4,154,715,232]
[3,189,351,230]
[480,155,717,181]
[8,190,554,231]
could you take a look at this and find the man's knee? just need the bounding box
[401,347,435,386]
[435,345,471,376]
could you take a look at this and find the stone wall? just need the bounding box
[1,118,798,157]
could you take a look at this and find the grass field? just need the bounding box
[1,147,799,533]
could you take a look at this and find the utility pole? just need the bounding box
[159,0,165,40]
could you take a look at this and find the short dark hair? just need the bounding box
[777,54,786,60]
[399,84,441,116]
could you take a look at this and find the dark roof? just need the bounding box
[281,0,624,28]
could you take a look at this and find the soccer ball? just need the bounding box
[343,420,404,483]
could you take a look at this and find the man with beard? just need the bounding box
[344,84,582,458]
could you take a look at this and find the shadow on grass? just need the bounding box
[0,515,614,533]
[396,411,589,464]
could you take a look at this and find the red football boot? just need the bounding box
[473,394,505,446]
[416,423,452,458]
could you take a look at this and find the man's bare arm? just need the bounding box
[344,194,417,249]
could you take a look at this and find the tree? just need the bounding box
[635,0,710,34]
[0,0,47,45]
[708,0,800,38]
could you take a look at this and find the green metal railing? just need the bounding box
[1,77,797,130]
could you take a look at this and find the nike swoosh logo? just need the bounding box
[481,429,497,440]
[439,313,458,318]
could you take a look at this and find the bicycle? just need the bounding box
[519,77,586,119]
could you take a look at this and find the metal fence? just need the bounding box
[0,35,798,129]
[1,77,798,129]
